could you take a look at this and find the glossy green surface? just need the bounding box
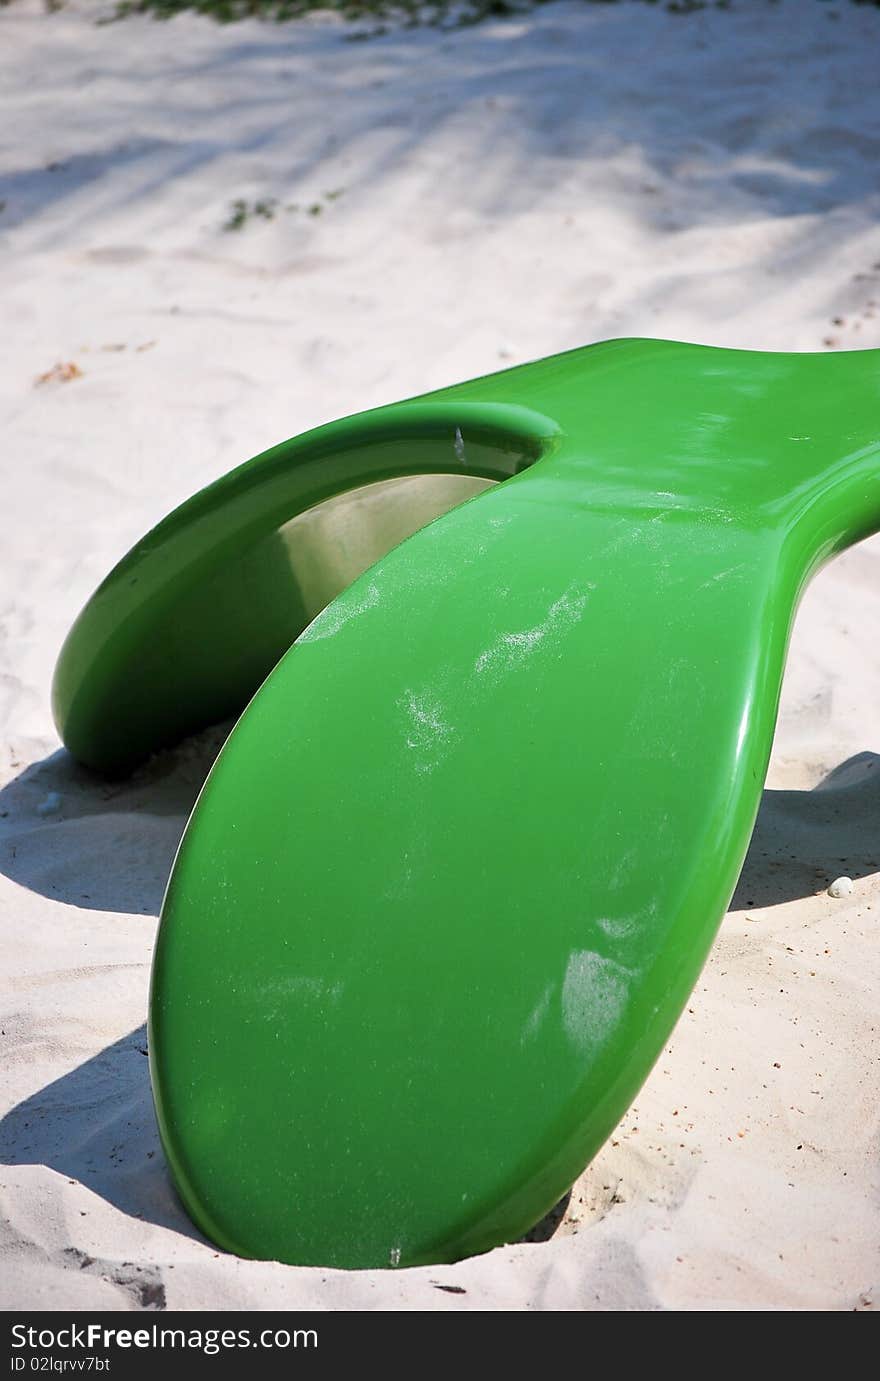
[54,340,880,1268]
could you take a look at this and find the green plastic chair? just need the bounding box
[53,339,880,1269]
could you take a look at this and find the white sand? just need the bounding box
[2,0,879,1311]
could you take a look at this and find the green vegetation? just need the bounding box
[106,0,880,25]
[109,0,541,21]
[4,0,877,26]
[222,189,345,231]
[222,198,278,231]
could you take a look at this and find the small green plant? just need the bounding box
[222,190,344,232]
[223,199,249,232]
[222,197,278,231]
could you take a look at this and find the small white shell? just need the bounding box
[827,876,854,899]
[36,792,62,817]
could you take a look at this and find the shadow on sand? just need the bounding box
[2,739,878,915]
